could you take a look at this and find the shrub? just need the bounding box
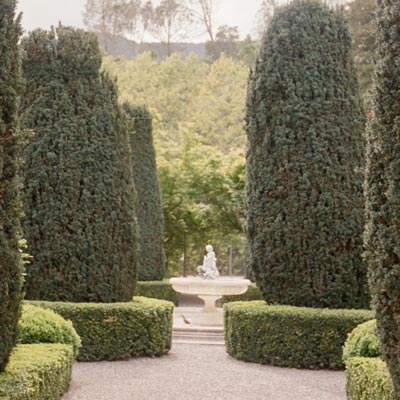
[224,301,372,369]
[21,26,138,303]
[345,357,398,400]
[364,0,400,395]
[0,343,74,400]
[123,104,166,281]
[29,297,173,361]
[18,304,81,358]
[0,0,24,372]
[245,0,367,308]
[135,281,179,306]
[343,320,380,362]
[221,284,262,304]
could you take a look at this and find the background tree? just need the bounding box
[364,0,400,394]
[123,103,166,281]
[21,26,138,303]
[206,25,239,61]
[345,0,376,100]
[246,0,368,309]
[0,0,23,373]
[256,0,276,39]
[83,0,121,50]
[83,0,150,54]
[149,0,192,56]
[188,0,216,42]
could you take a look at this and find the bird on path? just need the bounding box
[181,314,192,325]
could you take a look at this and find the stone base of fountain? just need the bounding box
[169,277,251,326]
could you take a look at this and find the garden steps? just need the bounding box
[173,306,225,346]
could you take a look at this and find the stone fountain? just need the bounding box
[170,245,251,326]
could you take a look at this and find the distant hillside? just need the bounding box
[96,33,206,60]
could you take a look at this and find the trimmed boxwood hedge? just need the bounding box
[135,281,180,306]
[224,301,372,369]
[18,304,81,358]
[343,320,380,362]
[345,357,398,400]
[221,284,262,304]
[29,297,173,361]
[0,343,74,400]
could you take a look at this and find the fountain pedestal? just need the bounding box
[170,277,251,326]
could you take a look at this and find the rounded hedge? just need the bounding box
[0,343,74,400]
[343,320,381,362]
[18,304,81,358]
[345,357,397,400]
[27,297,173,361]
[224,301,372,369]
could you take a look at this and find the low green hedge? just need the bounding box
[29,297,173,361]
[18,304,81,358]
[0,343,74,400]
[224,301,372,369]
[343,320,380,362]
[221,284,262,304]
[345,357,398,400]
[135,281,180,306]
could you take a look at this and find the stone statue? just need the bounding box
[197,245,219,279]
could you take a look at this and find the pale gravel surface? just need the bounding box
[62,344,346,400]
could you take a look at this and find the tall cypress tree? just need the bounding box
[21,27,138,303]
[364,0,400,394]
[0,0,23,372]
[123,104,166,281]
[246,0,368,309]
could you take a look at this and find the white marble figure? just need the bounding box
[197,245,219,280]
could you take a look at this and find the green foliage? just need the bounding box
[28,297,173,361]
[20,26,138,302]
[103,53,248,274]
[123,104,166,280]
[221,284,262,304]
[246,0,367,309]
[158,138,246,275]
[364,0,400,395]
[0,0,24,373]
[0,344,74,400]
[224,301,372,369]
[18,304,81,358]
[345,357,398,400]
[343,320,381,362]
[135,281,180,306]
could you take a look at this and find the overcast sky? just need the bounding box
[17,0,264,41]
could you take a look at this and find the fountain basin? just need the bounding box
[170,277,251,326]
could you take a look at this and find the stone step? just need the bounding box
[172,332,225,346]
[172,306,225,345]
[173,339,224,346]
[173,331,224,340]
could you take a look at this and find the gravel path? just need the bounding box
[62,344,346,400]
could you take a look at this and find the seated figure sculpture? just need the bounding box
[197,245,220,280]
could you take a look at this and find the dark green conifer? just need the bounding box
[21,27,138,302]
[246,0,368,308]
[123,104,166,281]
[364,0,400,394]
[0,0,23,372]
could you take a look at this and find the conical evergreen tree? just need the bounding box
[123,104,166,281]
[364,0,400,394]
[21,26,138,303]
[246,0,368,309]
[0,0,23,372]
